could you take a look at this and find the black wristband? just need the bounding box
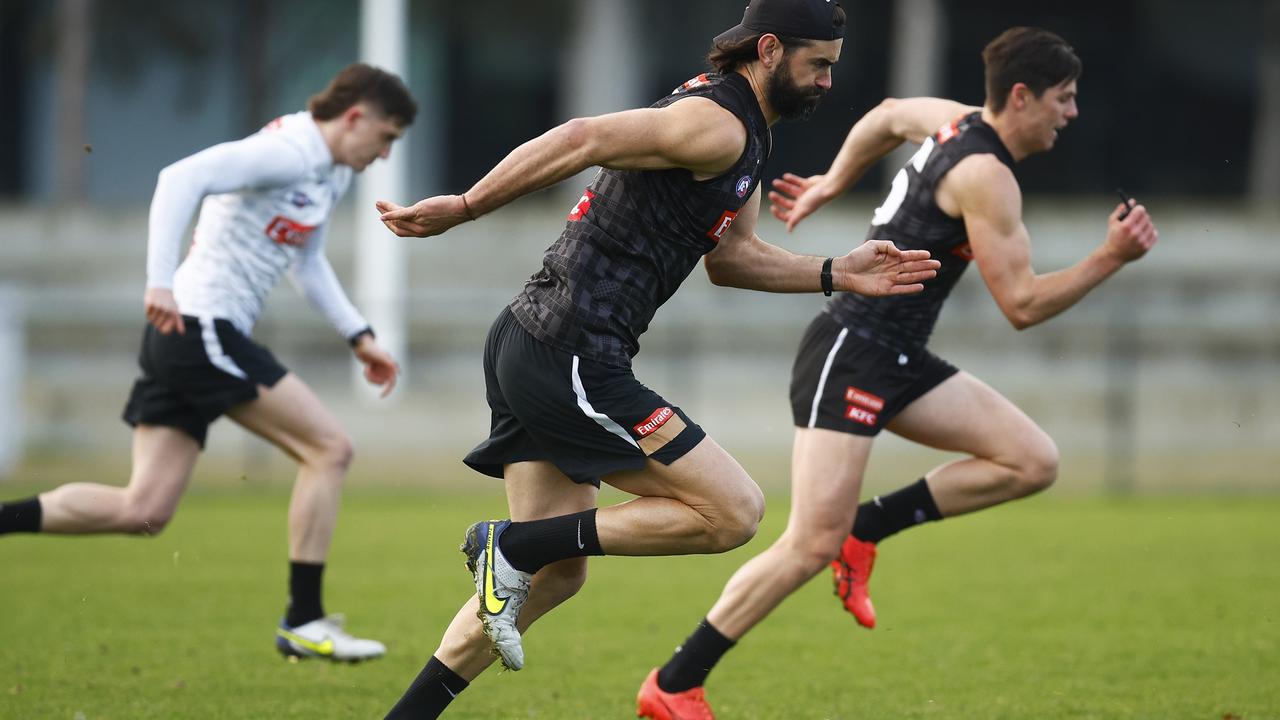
[820,257,834,297]
[347,327,375,348]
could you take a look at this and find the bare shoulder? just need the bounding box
[950,154,1019,201]
[660,96,746,144]
[936,154,1019,220]
[655,96,747,174]
[952,152,1015,181]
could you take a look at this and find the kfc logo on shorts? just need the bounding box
[568,189,595,221]
[845,405,878,427]
[634,406,675,438]
[706,210,737,241]
[735,175,752,198]
[951,242,974,261]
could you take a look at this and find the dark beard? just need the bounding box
[766,61,827,121]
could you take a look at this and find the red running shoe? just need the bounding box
[831,535,877,628]
[636,668,715,720]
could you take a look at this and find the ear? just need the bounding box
[757,33,784,69]
[1009,82,1031,110]
[342,103,366,127]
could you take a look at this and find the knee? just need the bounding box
[303,431,355,475]
[782,529,847,575]
[1011,434,1059,496]
[707,485,765,553]
[118,498,175,535]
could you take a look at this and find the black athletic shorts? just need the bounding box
[463,307,706,486]
[122,315,288,447]
[789,312,958,436]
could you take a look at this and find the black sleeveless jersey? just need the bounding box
[509,72,771,367]
[825,112,1014,351]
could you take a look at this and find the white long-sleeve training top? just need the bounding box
[146,111,368,340]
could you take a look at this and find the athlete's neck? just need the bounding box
[313,115,344,166]
[981,106,1030,163]
[737,66,779,126]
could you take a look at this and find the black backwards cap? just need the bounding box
[715,0,845,45]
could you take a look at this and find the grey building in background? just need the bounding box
[0,0,1275,202]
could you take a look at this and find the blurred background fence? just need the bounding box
[0,0,1276,493]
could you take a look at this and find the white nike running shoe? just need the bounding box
[275,613,386,662]
[461,519,532,671]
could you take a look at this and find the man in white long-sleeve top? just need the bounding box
[0,63,415,662]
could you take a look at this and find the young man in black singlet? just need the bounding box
[375,1,944,716]
[639,27,1158,718]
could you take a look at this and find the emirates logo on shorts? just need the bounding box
[634,407,675,437]
[845,386,885,412]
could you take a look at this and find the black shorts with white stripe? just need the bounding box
[122,315,288,447]
[789,311,958,437]
[463,307,706,486]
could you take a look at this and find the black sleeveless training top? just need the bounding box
[509,71,771,367]
[824,111,1014,352]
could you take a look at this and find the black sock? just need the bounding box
[497,508,604,573]
[656,619,735,693]
[384,656,469,719]
[0,497,42,534]
[852,477,942,544]
[285,561,325,627]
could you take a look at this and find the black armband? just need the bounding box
[820,257,834,297]
[347,327,375,348]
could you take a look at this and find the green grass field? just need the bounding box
[2,484,1278,719]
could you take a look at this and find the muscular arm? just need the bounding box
[770,97,979,231]
[378,99,747,237]
[953,156,1158,329]
[704,189,940,296]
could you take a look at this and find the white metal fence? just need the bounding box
[1,198,1277,492]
